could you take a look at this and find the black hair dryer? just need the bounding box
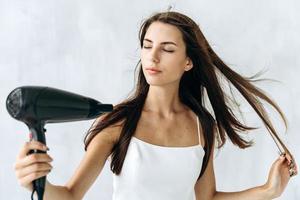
[6,86,113,200]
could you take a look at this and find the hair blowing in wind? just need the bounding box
[83,11,293,180]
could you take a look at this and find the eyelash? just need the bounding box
[143,46,174,53]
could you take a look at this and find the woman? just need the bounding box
[14,11,297,200]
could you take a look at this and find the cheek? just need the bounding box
[140,51,147,66]
[162,62,186,81]
[165,56,186,72]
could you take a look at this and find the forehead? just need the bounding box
[144,21,184,46]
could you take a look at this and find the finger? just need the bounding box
[18,170,51,188]
[275,155,289,169]
[18,141,49,159]
[291,163,298,176]
[14,153,53,170]
[280,158,294,177]
[288,159,297,170]
[284,153,293,165]
[16,163,53,179]
[271,155,286,172]
[275,155,296,178]
[278,154,286,163]
[281,157,293,169]
[289,167,297,177]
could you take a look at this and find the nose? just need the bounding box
[149,48,160,63]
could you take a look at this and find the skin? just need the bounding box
[13,21,297,200]
[141,21,193,117]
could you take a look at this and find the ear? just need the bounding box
[184,57,193,71]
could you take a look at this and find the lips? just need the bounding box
[146,67,162,72]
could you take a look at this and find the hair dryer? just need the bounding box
[6,86,113,200]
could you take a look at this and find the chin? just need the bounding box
[148,83,165,86]
[146,80,164,86]
[145,78,174,87]
[144,77,163,85]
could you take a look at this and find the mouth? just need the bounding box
[146,69,162,75]
[146,69,161,72]
[145,67,162,72]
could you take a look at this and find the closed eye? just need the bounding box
[143,46,174,53]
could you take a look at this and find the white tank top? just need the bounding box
[109,115,205,200]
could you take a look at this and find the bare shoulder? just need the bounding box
[87,113,123,147]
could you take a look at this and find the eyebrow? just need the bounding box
[143,38,177,46]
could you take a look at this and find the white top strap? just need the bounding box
[196,116,201,145]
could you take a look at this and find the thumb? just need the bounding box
[272,155,286,170]
[278,155,287,164]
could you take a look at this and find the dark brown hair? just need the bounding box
[84,11,288,180]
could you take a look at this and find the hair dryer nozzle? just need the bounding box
[6,86,113,125]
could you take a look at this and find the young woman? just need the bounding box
[14,11,297,200]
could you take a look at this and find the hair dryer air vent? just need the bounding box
[6,87,23,119]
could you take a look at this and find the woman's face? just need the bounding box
[140,21,193,86]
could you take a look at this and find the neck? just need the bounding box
[143,83,188,118]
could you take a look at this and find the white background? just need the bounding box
[0,0,299,199]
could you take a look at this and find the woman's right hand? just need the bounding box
[14,140,53,191]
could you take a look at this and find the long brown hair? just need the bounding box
[84,11,288,180]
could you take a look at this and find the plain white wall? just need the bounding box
[0,0,299,199]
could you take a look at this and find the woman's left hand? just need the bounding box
[264,154,298,199]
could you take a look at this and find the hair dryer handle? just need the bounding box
[27,123,47,200]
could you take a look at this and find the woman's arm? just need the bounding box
[43,114,121,200]
[61,118,120,200]
[213,154,295,200]
[213,184,272,200]
[195,131,297,200]
[194,137,217,200]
